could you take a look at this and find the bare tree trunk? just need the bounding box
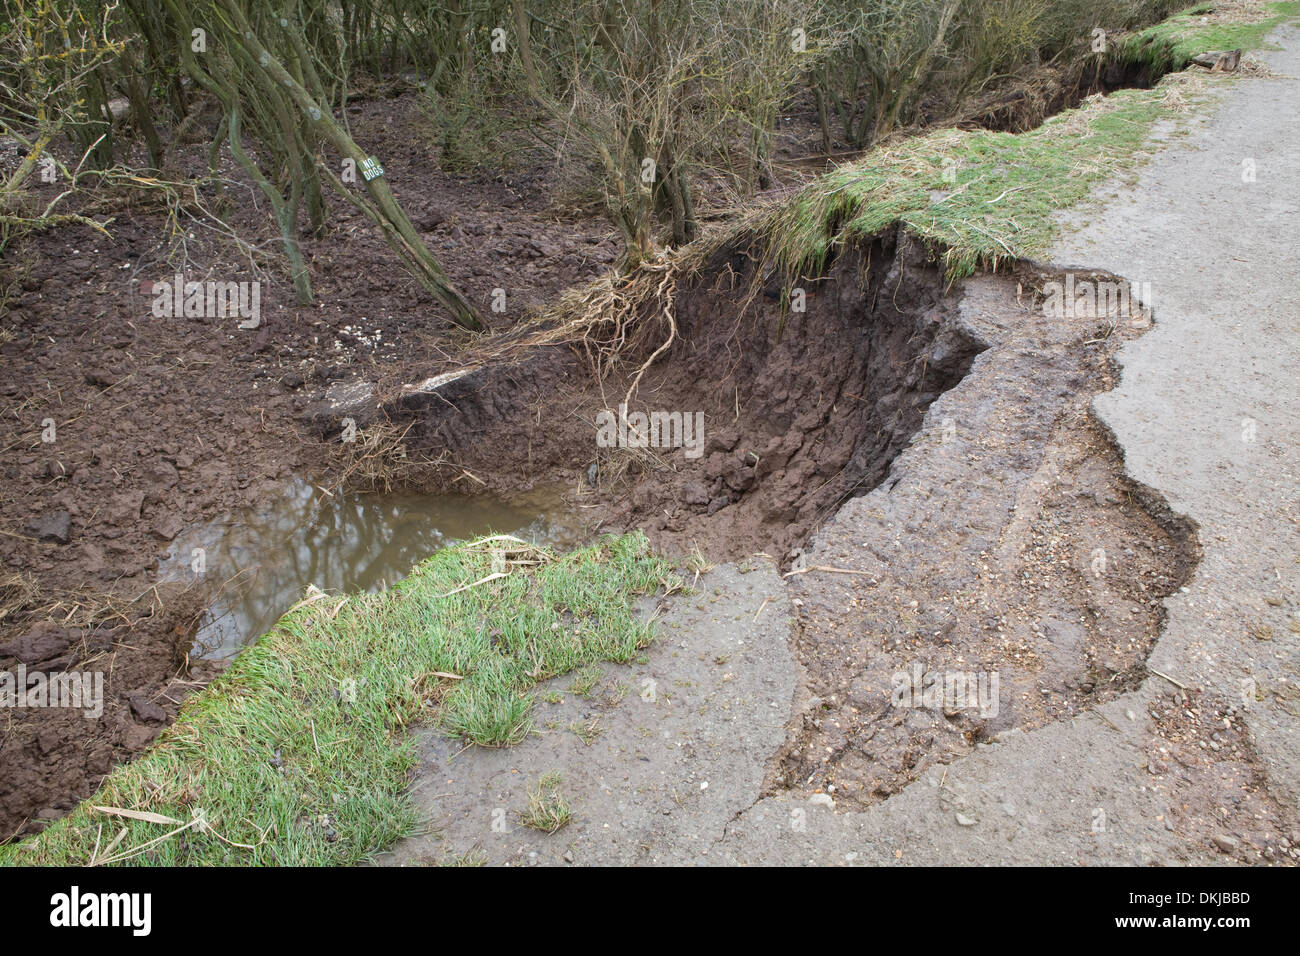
[885,0,960,137]
[511,0,539,97]
[174,0,485,330]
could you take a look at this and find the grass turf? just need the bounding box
[2,532,675,866]
[1119,1,1300,73]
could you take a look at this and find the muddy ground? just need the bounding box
[0,89,629,838]
[0,52,1184,841]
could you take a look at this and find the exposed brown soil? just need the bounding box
[958,55,1160,133]
[390,230,984,563]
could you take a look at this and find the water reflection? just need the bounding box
[159,481,581,659]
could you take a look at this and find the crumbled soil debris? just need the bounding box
[1145,690,1298,865]
[0,588,215,839]
[772,413,1196,806]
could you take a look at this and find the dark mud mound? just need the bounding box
[0,591,215,840]
[393,229,986,562]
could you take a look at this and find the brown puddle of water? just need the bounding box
[159,480,583,658]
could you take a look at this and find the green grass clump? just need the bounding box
[1119,1,1300,72]
[752,86,1167,284]
[686,2,1299,295]
[567,663,604,698]
[1,532,673,867]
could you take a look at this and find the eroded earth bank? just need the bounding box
[374,226,1295,866]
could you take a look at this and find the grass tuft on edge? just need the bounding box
[1119,1,1300,72]
[750,84,1171,285]
[2,532,675,866]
